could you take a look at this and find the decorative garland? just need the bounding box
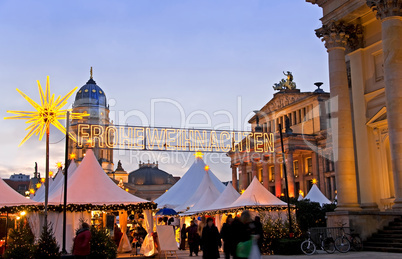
[180,205,295,217]
[0,202,157,214]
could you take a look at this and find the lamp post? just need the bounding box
[278,123,294,237]
[62,111,70,254]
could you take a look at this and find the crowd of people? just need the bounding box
[180,210,263,259]
[71,211,262,259]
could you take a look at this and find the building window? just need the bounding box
[298,109,302,123]
[294,160,299,177]
[303,107,307,121]
[258,168,263,182]
[306,157,312,175]
[269,166,275,182]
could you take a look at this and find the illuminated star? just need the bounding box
[194,151,203,159]
[312,178,318,185]
[4,76,88,146]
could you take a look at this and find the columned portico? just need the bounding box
[367,0,402,209]
[286,152,295,197]
[275,159,282,197]
[231,164,238,191]
[316,22,360,210]
[240,162,248,191]
[262,158,269,190]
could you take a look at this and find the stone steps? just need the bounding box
[364,216,402,253]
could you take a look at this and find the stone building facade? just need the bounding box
[306,0,402,239]
[229,80,335,200]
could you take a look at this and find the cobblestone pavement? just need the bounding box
[118,249,402,259]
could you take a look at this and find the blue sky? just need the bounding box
[0,0,327,181]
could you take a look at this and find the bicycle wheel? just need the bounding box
[335,237,351,253]
[301,240,316,255]
[323,238,336,254]
[351,236,363,251]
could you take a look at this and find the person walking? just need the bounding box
[186,220,200,256]
[232,211,254,259]
[179,223,187,250]
[220,215,234,259]
[73,222,91,259]
[201,218,221,259]
[254,216,263,253]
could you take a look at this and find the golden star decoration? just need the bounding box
[4,76,88,146]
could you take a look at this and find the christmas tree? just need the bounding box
[3,219,35,259]
[90,226,117,259]
[34,223,61,259]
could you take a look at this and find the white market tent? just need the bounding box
[304,184,331,206]
[0,178,41,209]
[48,149,149,205]
[204,184,240,212]
[32,161,77,202]
[177,170,223,213]
[227,177,287,209]
[154,156,225,209]
[32,149,153,253]
[185,183,240,215]
[297,193,304,201]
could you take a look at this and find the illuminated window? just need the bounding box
[269,166,275,182]
[294,160,299,177]
[306,157,312,175]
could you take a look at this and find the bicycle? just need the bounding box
[301,231,336,255]
[334,223,352,253]
[348,229,363,251]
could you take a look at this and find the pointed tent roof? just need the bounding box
[184,184,222,214]
[33,160,78,202]
[0,178,40,208]
[175,169,223,212]
[297,193,304,201]
[228,177,287,208]
[304,184,331,206]
[191,183,240,214]
[48,149,149,205]
[154,157,225,208]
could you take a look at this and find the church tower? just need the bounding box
[69,68,114,172]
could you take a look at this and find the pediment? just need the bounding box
[366,106,387,127]
[261,92,313,113]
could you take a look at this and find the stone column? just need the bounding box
[299,154,305,195]
[262,159,269,190]
[286,152,296,197]
[251,160,258,180]
[368,0,402,209]
[274,161,282,197]
[331,176,336,201]
[316,22,360,210]
[231,164,238,191]
[241,163,248,191]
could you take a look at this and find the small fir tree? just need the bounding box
[90,226,117,259]
[34,223,61,259]
[3,219,35,259]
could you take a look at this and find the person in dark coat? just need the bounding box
[73,222,91,259]
[220,215,234,259]
[201,218,221,259]
[179,223,187,250]
[254,216,263,253]
[186,220,199,256]
[114,223,123,247]
[232,211,254,259]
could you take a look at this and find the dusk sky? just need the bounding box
[0,0,327,181]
